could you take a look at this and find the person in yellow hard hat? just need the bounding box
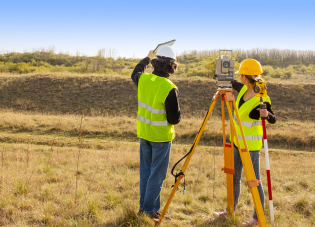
[131,46,181,220]
[214,59,276,226]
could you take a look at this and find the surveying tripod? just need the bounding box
[154,89,267,227]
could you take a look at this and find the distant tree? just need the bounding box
[0,62,5,73]
[112,58,124,72]
[202,54,217,77]
[97,48,106,58]
[17,62,30,74]
[7,63,18,74]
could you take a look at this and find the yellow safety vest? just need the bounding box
[137,73,177,142]
[232,85,271,151]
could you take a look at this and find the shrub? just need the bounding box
[127,62,136,69]
[0,62,6,73]
[7,62,19,73]
[17,62,30,74]
[300,65,307,73]
[262,65,275,76]
[262,65,294,79]
[50,65,67,72]
[282,70,294,79]
[187,69,208,77]
[121,70,133,76]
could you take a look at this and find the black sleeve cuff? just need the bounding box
[266,103,276,124]
[267,112,276,124]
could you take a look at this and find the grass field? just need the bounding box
[0,73,314,226]
[0,139,314,226]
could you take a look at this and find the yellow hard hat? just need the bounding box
[235,59,263,75]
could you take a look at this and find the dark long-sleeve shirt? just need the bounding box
[231,80,276,124]
[131,57,181,125]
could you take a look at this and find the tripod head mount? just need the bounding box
[214,50,235,90]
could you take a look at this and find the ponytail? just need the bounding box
[245,75,262,85]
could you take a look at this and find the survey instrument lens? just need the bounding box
[214,50,235,90]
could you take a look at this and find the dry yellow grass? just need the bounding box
[0,140,314,226]
[0,110,313,151]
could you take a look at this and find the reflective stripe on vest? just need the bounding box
[138,101,166,114]
[236,134,263,141]
[137,115,168,126]
[233,115,262,127]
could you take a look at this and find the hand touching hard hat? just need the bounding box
[147,50,156,60]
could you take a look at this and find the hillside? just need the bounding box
[0,73,314,121]
[0,73,313,151]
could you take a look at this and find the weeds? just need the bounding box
[0,142,312,226]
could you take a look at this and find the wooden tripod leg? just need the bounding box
[225,100,267,227]
[155,93,219,226]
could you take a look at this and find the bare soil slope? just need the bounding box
[0,73,314,121]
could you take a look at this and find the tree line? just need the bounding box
[0,48,315,78]
[180,48,315,66]
[0,48,140,75]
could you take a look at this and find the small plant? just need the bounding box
[87,196,100,216]
[294,197,310,215]
[198,194,210,203]
[127,160,140,169]
[15,181,27,195]
[113,201,139,227]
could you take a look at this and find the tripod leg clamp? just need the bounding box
[221,167,235,174]
[224,92,235,102]
[247,179,261,188]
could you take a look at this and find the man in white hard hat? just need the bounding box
[131,46,181,219]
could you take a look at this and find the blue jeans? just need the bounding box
[139,138,172,215]
[233,146,264,220]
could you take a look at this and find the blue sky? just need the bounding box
[1,0,314,58]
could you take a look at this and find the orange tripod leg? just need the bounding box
[224,96,267,227]
[221,94,234,215]
[154,92,220,226]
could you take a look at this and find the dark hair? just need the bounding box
[151,58,178,74]
[245,75,257,85]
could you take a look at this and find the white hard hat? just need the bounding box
[156,46,176,60]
